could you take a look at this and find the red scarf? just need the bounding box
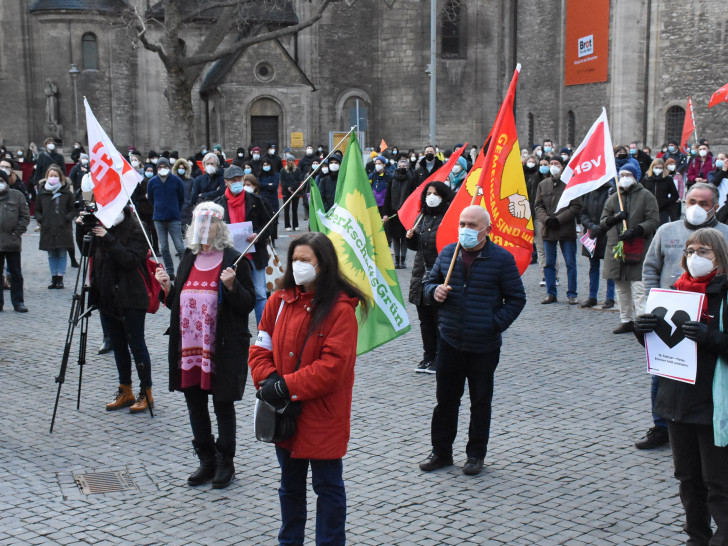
[673,270,717,320]
[225,187,246,223]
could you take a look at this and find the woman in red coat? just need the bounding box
[249,232,367,545]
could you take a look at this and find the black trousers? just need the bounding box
[416,304,438,361]
[668,421,728,545]
[0,252,24,307]
[281,188,299,229]
[431,337,500,460]
[184,386,236,456]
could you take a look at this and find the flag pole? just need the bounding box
[443,186,482,286]
[118,180,161,265]
[232,126,358,268]
[614,177,628,230]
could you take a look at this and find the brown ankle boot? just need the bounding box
[106,384,135,411]
[129,387,154,413]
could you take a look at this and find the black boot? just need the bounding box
[400,255,407,270]
[394,256,400,269]
[48,275,59,289]
[98,336,113,355]
[55,276,64,289]
[212,439,235,489]
[188,436,216,486]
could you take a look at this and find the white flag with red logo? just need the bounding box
[555,107,617,212]
[84,98,141,228]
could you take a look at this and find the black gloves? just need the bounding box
[545,217,560,229]
[618,224,644,241]
[606,210,628,227]
[257,374,290,410]
[681,321,723,348]
[588,225,601,238]
[634,313,658,334]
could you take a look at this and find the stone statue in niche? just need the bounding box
[44,79,62,140]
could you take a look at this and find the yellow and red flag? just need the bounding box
[436,65,533,274]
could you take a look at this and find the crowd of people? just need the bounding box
[1,134,727,545]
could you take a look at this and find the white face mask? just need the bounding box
[667,164,676,172]
[158,168,170,177]
[618,176,635,189]
[560,154,570,162]
[205,165,217,175]
[131,160,140,169]
[81,159,89,166]
[0,182,7,192]
[268,149,275,155]
[549,165,561,177]
[652,168,663,176]
[47,143,56,151]
[243,185,255,194]
[535,150,543,158]
[687,254,715,278]
[452,164,463,174]
[238,153,244,158]
[699,149,708,158]
[410,155,417,162]
[306,148,313,155]
[151,158,158,164]
[526,161,535,168]
[375,163,384,172]
[425,194,442,208]
[321,166,329,174]
[329,163,340,172]
[292,261,317,286]
[685,204,709,226]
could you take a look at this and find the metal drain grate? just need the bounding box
[73,470,137,495]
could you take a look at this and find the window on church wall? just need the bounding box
[665,106,685,145]
[82,33,98,70]
[441,1,466,59]
[566,111,575,146]
[527,113,534,150]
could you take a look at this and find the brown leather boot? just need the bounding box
[106,384,135,411]
[129,387,154,413]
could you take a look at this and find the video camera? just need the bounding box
[75,200,100,228]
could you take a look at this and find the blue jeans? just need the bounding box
[100,308,152,388]
[275,447,346,546]
[250,260,268,326]
[651,375,667,429]
[0,252,24,307]
[544,239,577,298]
[154,220,185,274]
[588,256,615,300]
[47,248,67,276]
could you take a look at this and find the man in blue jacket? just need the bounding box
[147,157,185,278]
[420,205,526,476]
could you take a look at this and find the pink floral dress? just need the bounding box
[179,251,223,390]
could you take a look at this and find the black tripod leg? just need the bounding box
[50,293,81,433]
[76,299,90,410]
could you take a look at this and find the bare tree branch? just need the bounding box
[181,0,333,67]
[180,0,251,23]
[128,4,168,63]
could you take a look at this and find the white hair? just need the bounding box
[202,152,219,166]
[462,205,491,227]
[186,201,234,254]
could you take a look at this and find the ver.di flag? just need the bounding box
[84,98,142,228]
[436,65,533,274]
[309,133,410,355]
[554,107,617,212]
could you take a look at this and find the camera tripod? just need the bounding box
[49,232,153,433]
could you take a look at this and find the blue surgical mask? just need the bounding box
[539,165,549,174]
[230,182,244,195]
[263,165,271,172]
[629,148,637,155]
[243,168,252,175]
[145,171,153,178]
[668,145,677,153]
[458,226,485,250]
[691,149,697,156]
[717,160,725,169]
[543,146,552,153]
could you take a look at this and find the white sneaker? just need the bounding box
[539,279,546,287]
[285,227,292,232]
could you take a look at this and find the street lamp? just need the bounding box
[69,64,80,134]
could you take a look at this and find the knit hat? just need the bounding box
[285,154,296,162]
[618,162,640,179]
[549,155,565,167]
[559,147,571,155]
[375,155,387,164]
[157,157,170,168]
[251,146,262,154]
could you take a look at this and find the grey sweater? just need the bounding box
[642,217,728,290]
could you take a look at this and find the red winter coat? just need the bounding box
[248,288,359,459]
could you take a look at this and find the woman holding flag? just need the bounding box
[248,232,368,545]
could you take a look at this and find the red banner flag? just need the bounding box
[680,97,695,154]
[436,65,533,274]
[397,143,468,231]
[555,107,617,212]
[709,82,728,108]
[379,139,388,153]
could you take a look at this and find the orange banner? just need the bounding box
[565,0,609,86]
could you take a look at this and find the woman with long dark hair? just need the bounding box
[406,181,453,373]
[248,231,368,545]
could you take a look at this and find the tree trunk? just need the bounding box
[163,70,197,152]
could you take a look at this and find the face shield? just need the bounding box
[190,209,223,247]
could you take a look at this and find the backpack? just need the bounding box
[138,251,162,314]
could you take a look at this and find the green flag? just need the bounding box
[309,134,411,354]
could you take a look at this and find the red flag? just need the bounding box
[555,108,617,212]
[680,97,695,154]
[379,139,388,153]
[436,65,533,274]
[709,82,728,108]
[397,142,468,231]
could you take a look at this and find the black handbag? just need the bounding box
[254,321,311,443]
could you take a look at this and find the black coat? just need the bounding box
[640,174,679,213]
[190,170,225,208]
[638,275,728,425]
[523,165,543,212]
[415,157,443,184]
[215,191,272,269]
[164,248,256,402]
[30,151,65,188]
[317,173,339,211]
[35,182,76,250]
[68,163,89,192]
[279,167,303,192]
[89,212,149,314]
[579,182,614,259]
[407,208,447,306]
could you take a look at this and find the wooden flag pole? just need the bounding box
[614,177,628,231]
[442,187,482,287]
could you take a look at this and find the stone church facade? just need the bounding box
[0,0,725,157]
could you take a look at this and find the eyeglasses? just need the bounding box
[683,247,714,258]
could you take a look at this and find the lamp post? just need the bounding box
[68,64,80,135]
[428,0,436,145]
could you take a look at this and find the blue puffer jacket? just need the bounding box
[423,239,526,352]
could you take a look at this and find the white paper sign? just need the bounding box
[228,221,255,254]
[579,232,597,257]
[644,288,704,384]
